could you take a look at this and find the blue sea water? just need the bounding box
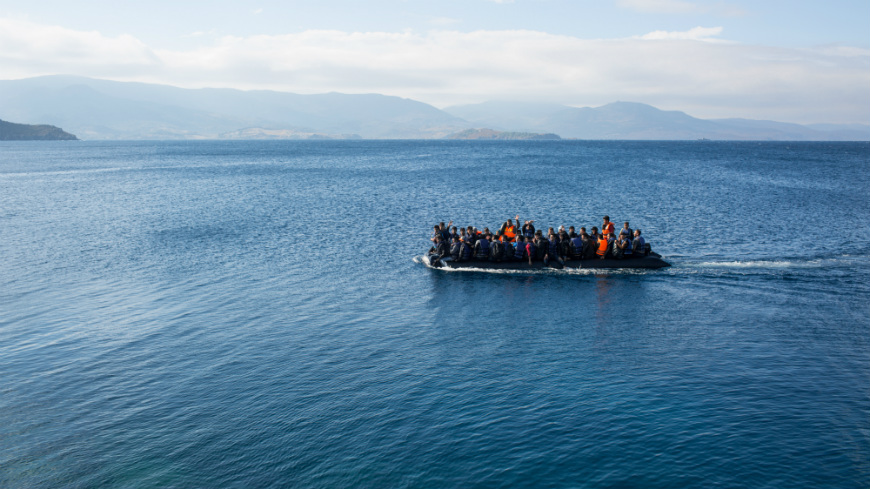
[1,140,869,488]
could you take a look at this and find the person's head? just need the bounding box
[450,226,457,232]
[603,215,610,222]
[434,235,441,242]
[624,221,630,228]
[568,226,575,233]
[548,227,555,234]
[483,227,490,234]
[439,221,446,229]
[535,230,542,237]
[580,227,587,233]
[433,225,440,231]
[460,227,467,235]
[591,226,598,232]
[517,235,524,243]
[634,229,641,236]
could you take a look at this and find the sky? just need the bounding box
[1,0,868,124]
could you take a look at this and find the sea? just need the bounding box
[1,140,868,488]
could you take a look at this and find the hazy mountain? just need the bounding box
[2,76,867,140]
[0,118,77,140]
[0,76,470,139]
[444,101,870,141]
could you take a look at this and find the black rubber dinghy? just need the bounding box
[424,252,670,270]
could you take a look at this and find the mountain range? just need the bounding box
[0,76,867,141]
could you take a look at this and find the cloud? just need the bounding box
[639,26,724,41]
[617,0,747,17]
[0,16,867,123]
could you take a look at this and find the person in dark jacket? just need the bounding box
[460,237,473,261]
[502,236,516,261]
[429,235,450,266]
[525,237,536,266]
[569,231,584,259]
[521,220,536,239]
[489,235,505,262]
[514,236,527,261]
[544,232,565,267]
[474,233,491,259]
[632,229,647,256]
[453,238,464,260]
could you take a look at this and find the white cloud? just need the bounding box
[617,0,701,14]
[617,0,748,17]
[0,16,867,123]
[639,26,724,41]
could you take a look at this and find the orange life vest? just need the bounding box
[603,222,615,236]
[597,238,609,256]
[504,225,516,241]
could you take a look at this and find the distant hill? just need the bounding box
[0,76,469,140]
[444,101,870,141]
[1,76,866,141]
[0,118,77,140]
[445,128,561,140]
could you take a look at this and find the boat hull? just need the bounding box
[424,253,670,270]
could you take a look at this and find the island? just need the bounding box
[445,128,561,140]
[0,119,78,141]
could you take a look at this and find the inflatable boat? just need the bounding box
[423,252,670,270]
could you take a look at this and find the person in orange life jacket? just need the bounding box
[632,229,647,256]
[596,233,611,259]
[544,231,565,267]
[474,233,491,259]
[499,215,520,242]
[619,221,633,239]
[602,216,615,237]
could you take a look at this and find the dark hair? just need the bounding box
[603,215,610,221]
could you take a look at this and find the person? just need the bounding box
[448,226,460,243]
[499,216,520,242]
[612,233,627,259]
[430,224,442,246]
[459,227,467,242]
[589,226,600,241]
[602,216,615,238]
[502,235,516,261]
[632,229,647,256]
[525,236,537,266]
[514,235,527,261]
[569,230,584,259]
[596,232,610,259]
[474,233,491,259]
[544,232,565,267]
[459,236,473,261]
[622,232,634,259]
[619,221,633,239]
[450,236,464,261]
[465,226,477,246]
[533,231,548,261]
[521,219,536,239]
[489,235,505,262]
[440,221,452,241]
[579,227,595,259]
[429,235,450,266]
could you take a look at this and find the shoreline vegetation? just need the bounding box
[0,119,77,141]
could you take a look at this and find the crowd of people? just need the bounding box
[428,215,650,266]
